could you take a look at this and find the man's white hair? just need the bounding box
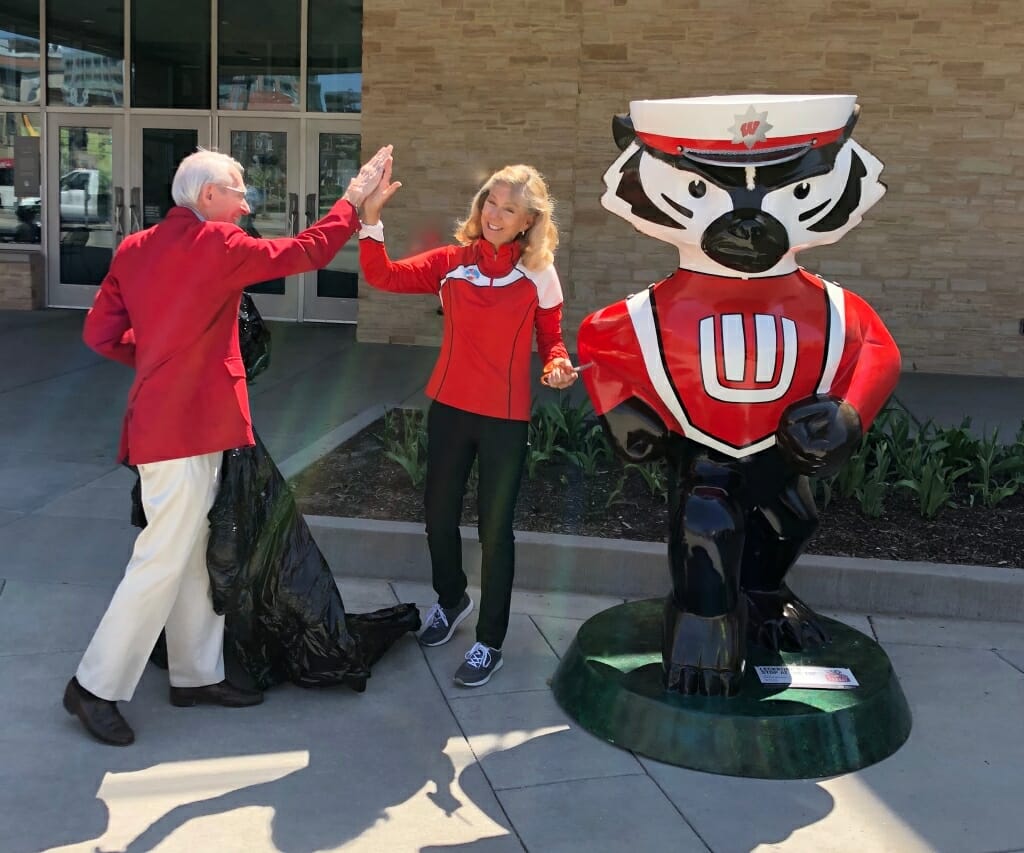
[171,148,245,207]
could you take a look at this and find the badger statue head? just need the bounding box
[602,94,885,278]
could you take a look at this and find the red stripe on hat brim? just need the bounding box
[636,127,847,156]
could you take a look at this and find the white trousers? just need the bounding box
[76,452,225,702]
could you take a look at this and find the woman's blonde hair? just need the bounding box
[454,164,558,271]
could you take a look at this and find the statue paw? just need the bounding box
[662,599,747,697]
[745,585,830,652]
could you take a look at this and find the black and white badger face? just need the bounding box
[601,127,885,278]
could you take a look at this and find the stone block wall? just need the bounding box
[360,0,1024,377]
[0,251,44,310]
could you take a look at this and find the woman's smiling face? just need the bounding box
[479,182,535,248]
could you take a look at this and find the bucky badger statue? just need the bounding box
[577,95,901,697]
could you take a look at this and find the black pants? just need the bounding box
[425,401,528,649]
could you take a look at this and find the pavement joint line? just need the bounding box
[993,650,1024,677]
[646,770,716,853]
[411,621,529,852]
[446,687,554,701]
[490,769,649,794]
[528,614,563,660]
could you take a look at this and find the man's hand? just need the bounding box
[342,145,397,210]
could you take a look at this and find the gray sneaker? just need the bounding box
[453,642,503,687]
[418,593,473,647]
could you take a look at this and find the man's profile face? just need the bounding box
[198,167,251,223]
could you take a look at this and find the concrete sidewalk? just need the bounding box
[2,308,1024,852]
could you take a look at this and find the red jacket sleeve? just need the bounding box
[214,198,361,291]
[358,223,452,294]
[536,304,569,365]
[82,266,136,368]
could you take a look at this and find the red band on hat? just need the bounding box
[636,126,847,156]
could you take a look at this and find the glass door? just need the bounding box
[303,118,361,322]
[217,116,300,320]
[46,113,125,308]
[129,115,210,234]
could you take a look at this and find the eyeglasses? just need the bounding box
[214,183,248,196]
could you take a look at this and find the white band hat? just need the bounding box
[629,94,858,166]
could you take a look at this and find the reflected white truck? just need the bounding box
[17,168,110,224]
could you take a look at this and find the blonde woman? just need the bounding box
[359,162,577,686]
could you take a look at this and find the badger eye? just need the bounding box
[688,180,706,199]
[794,182,811,200]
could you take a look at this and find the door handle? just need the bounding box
[305,193,316,228]
[113,186,125,242]
[288,192,299,236]
[129,186,142,232]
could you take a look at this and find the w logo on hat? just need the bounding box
[699,313,797,402]
[730,106,773,149]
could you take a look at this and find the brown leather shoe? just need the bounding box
[63,677,135,746]
[169,680,263,708]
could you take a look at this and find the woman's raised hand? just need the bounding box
[360,156,402,225]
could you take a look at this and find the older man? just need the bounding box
[64,145,393,745]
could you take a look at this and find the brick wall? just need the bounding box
[0,251,44,310]
[360,0,1024,377]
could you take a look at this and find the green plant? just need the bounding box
[626,460,668,503]
[854,442,891,518]
[895,453,971,519]
[526,407,560,478]
[559,423,613,476]
[969,428,1024,508]
[381,408,428,488]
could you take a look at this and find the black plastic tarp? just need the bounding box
[136,293,419,690]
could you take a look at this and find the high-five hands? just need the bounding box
[342,145,395,209]
[360,157,403,225]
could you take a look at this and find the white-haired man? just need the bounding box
[64,145,393,745]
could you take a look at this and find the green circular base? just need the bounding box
[551,599,911,779]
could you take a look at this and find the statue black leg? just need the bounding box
[741,475,829,651]
[663,455,747,696]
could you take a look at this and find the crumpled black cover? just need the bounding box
[135,292,420,690]
[206,431,420,690]
[238,292,272,382]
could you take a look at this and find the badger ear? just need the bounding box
[612,114,636,151]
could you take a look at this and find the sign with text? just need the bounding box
[755,665,859,690]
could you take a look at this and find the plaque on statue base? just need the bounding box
[551,598,911,779]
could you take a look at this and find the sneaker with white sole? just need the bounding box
[418,593,473,647]
[453,642,503,687]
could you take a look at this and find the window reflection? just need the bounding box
[218,0,299,111]
[132,0,211,109]
[47,0,124,107]
[316,132,359,298]
[0,111,41,245]
[58,126,114,285]
[307,0,361,113]
[0,1,42,105]
[231,130,288,294]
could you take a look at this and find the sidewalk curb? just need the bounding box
[308,515,1024,623]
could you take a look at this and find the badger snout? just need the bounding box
[701,209,790,274]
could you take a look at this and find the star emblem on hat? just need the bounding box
[729,105,773,149]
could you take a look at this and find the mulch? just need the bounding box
[290,419,1023,570]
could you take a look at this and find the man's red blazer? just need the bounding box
[83,202,360,464]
